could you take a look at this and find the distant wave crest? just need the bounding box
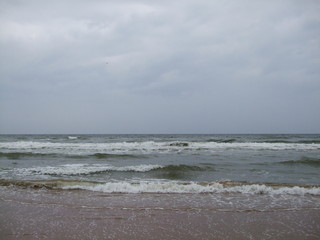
[1,141,319,155]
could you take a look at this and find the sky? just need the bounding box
[0,0,319,134]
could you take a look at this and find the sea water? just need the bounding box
[0,134,319,193]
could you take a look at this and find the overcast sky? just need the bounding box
[0,0,319,134]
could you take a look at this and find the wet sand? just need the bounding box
[0,187,319,240]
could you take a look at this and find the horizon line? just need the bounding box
[0,133,319,135]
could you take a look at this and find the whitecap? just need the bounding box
[62,181,320,195]
[68,136,78,140]
[14,164,164,176]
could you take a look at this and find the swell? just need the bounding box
[13,164,212,177]
[206,139,237,143]
[264,140,320,144]
[90,153,141,159]
[0,152,59,159]
[154,164,212,172]
[280,157,320,167]
[0,151,141,160]
[150,164,214,180]
[0,179,99,189]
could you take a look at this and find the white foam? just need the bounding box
[68,136,78,140]
[15,164,163,176]
[63,181,219,193]
[62,181,320,195]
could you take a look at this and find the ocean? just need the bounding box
[1,134,320,239]
[1,134,320,189]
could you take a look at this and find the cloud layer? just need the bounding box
[1,0,320,133]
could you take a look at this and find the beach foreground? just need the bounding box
[0,186,319,240]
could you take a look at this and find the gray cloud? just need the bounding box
[1,0,320,133]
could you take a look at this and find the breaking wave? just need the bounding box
[65,181,320,195]
[14,164,164,176]
[11,163,212,178]
[1,179,319,196]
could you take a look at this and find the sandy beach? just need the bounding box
[1,186,319,240]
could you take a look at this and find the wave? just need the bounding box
[297,140,320,144]
[66,181,320,195]
[12,163,212,177]
[0,179,100,189]
[168,142,189,147]
[1,179,319,195]
[90,153,141,159]
[1,141,319,154]
[280,157,320,167]
[0,151,140,160]
[0,152,58,159]
[206,139,237,143]
[159,164,211,172]
[264,140,320,144]
[14,164,164,176]
[150,164,214,180]
[68,136,78,140]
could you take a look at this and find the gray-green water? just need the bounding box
[0,134,320,194]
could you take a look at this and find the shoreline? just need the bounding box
[1,187,319,240]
